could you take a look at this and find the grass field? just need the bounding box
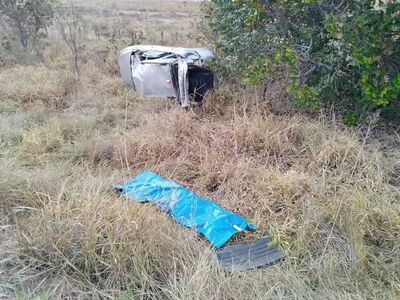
[67,0,201,46]
[0,0,400,299]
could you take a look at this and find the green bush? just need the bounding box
[204,0,400,122]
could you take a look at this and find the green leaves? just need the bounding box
[290,84,320,109]
[206,0,400,123]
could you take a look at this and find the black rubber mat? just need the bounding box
[217,235,285,271]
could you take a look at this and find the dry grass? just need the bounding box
[1,1,400,299]
[0,65,76,109]
[61,0,201,48]
[1,63,399,298]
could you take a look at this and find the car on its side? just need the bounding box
[119,45,215,107]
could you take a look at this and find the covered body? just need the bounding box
[115,171,256,248]
[119,45,215,107]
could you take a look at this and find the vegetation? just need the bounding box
[57,4,83,76]
[0,0,57,48]
[0,0,399,299]
[205,0,400,123]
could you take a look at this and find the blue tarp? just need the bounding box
[115,171,256,248]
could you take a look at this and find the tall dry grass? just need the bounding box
[1,2,400,298]
[1,57,399,298]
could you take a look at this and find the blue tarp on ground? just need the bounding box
[115,171,256,248]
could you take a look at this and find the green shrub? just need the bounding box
[204,0,400,122]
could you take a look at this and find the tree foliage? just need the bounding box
[0,0,57,48]
[205,0,400,122]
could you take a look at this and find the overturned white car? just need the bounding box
[119,45,216,107]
